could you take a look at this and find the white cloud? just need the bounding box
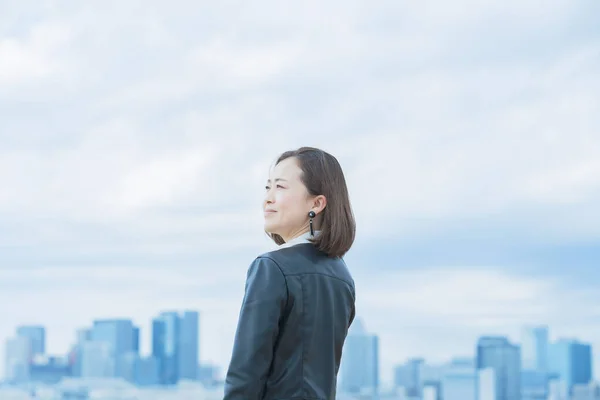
[0,22,71,85]
[1,0,599,384]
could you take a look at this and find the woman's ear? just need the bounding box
[312,195,327,215]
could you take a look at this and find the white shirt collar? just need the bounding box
[277,230,321,250]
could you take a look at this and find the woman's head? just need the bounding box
[263,147,355,258]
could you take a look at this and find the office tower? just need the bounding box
[548,339,593,396]
[152,310,200,385]
[80,341,113,378]
[153,311,179,385]
[476,336,521,400]
[16,325,45,356]
[117,352,138,384]
[69,328,91,377]
[91,319,138,377]
[136,356,161,386]
[521,325,549,373]
[5,336,31,383]
[178,311,199,380]
[522,369,549,400]
[394,358,424,397]
[339,317,379,395]
[441,358,476,400]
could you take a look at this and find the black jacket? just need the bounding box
[223,242,356,400]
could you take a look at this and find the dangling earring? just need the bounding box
[308,211,316,236]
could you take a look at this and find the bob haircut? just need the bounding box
[268,147,356,258]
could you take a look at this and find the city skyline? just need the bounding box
[3,311,597,387]
[2,0,600,391]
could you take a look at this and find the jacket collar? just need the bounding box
[277,230,321,250]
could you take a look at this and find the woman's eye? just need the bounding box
[265,186,270,190]
[276,184,284,189]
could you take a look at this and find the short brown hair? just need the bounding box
[268,147,356,258]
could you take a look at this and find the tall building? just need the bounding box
[80,340,113,377]
[521,325,549,373]
[522,369,550,400]
[5,336,31,383]
[476,336,521,400]
[394,358,425,397]
[178,311,199,380]
[152,310,200,385]
[338,317,379,396]
[69,328,91,377]
[441,358,476,400]
[16,325,45,356]
[548,339,593,396]
[91,319,138,377]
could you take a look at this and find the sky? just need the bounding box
[1,0,600,385]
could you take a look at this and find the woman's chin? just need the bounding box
[264,224,278,235]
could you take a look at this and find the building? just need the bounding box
[91,319,138,377]
[521,369,549,400]
[394,358,424,397]
[16,325,46,356]
[521,325,549,373]
[478,367,495,400]
[5,336,31,383]
[80,340,113,378]
[338,317,379,396]
[476,336,521,400]
[441,358,476,400]
[548,339,593,396]
[178,311,199,380]
[152,310,200,385]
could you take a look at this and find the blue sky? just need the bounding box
[1,0,599,384]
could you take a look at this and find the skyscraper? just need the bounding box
[16,325,45,356]
[394,358,425,397]
[5,336,31,383]
[476,336,521,400]
[80,340,113,378]
[521,325,549,373]
[548,339,593,396]
[153,311,180,385]
[152,310,200,385]
[178,311,199,380]
[441,358,476,400]
[90,319,138,377]
[338,317,379,396]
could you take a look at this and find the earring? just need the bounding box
[308,211,316,236]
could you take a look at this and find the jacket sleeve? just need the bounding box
[223,256,288,400]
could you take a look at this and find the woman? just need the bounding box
[223,147,357,400]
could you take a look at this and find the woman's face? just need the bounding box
[264,157,314,241]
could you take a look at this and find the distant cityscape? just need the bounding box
[2,309,599,400]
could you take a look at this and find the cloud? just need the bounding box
[0,21,71,85]
[1,0,599,384]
